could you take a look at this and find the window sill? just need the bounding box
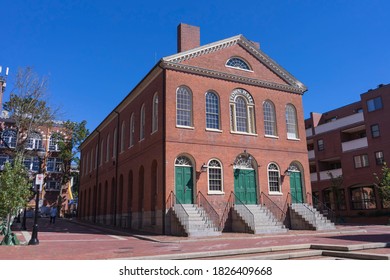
[268,192,283,196]
[176,125,195,130]
[206,128,223,133]
[208,191,225,195]
[287,137,300,141]
[225,65,254,73]
[230,131,258,137]
[265,135,279,139]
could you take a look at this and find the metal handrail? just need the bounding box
[260,192,288,227]
[219,192,234,231]
[307,192,336,223]
[230,192,255,233]
[289,192,317,228]
[166,191,190,233]
[196,191,220,230]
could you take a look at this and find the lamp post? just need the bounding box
[28,147,46,245]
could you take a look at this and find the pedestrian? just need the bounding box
[50,205,57,224]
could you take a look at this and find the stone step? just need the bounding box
[175,204,221,237]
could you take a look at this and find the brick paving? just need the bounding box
[1,217,390,260]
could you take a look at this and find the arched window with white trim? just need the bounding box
[120,121,125,152]
[129,113,135,147]
[205,91,220,130]
[176,86,193,127]
[152,93,158,133]
[140,104,145,140]
[106,134,110,162]
[268,163,281,193]
[286,104,299,139]
[263,100,277,136]
[226,57,251,71]
[229,89,256,134]
[100,139,104,166]
[113,128,117,159]
[208,159,223,193]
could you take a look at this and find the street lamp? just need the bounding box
[28,147,46,245]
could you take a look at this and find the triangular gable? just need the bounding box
[162,35,307,94]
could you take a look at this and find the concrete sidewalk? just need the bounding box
[1,217,390,260]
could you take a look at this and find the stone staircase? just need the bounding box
[233,204,288,234]
[289,203,336,230]
[173,204,221,237]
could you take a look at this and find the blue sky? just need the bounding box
[1,0,389,132]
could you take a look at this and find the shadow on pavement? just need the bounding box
[324,233,390,243]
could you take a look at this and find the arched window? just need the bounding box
[120,121,125,152]
[226,57,251,71]
[106,134,110,162]
[205,91,220,130]
[100,139,104,166]
[113,128,117,159]
[140,104,145,140]
[0,129,17,148]
[286,104,299,139]
[230,89,256,134]
[27,131,43,150]
[268,163,281,193]
[176,86,193,127]
[95,145,98,169]
[208,159,223,193]
[129,113,135,147]
[152,93,158,133]
[263,100,277,136]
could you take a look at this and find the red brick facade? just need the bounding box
[79,24,310,234]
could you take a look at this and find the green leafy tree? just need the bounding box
[374,162,390,208]
[52,120,89,213]
[0,155,31,245]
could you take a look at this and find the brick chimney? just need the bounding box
[177,23,200,53]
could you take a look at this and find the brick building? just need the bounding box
[79,24,317,236]
[305,83,390,223]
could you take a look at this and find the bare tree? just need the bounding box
[2,66,57,154]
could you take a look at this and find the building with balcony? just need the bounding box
[305,83,390,222]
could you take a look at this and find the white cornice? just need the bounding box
[162,61,306,94]
[163,34,307,93]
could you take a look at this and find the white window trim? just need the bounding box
[267,162,281,194]
[207,159,224,194]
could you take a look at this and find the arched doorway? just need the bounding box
[288,163,304,203]
[175,155,194,204]
[233,153,258,204]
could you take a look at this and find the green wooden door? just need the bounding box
[290,171,303,203]
[234,169,257,204]
[175,166,193,204]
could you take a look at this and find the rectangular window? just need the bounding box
[317,139,324,151]
[375,151,385,165]
[367,96,383,112]
[371,124,380,138]
[46,181,61,191]
[354,154,369,168]
[47,158,63,172]
[268,170,280,192]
